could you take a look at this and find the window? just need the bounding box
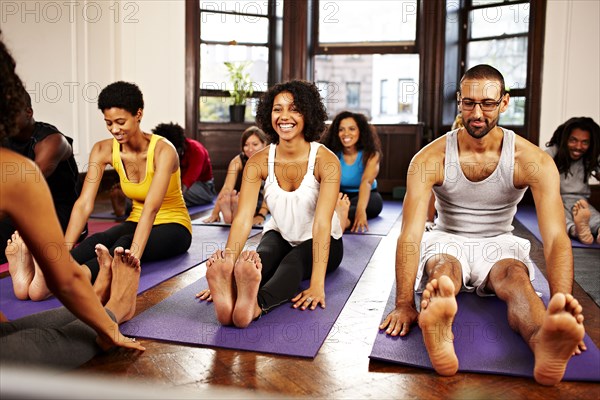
[197,1,282,122]
[346,82,360,108]
[313,0,420,123]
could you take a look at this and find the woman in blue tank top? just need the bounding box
[321,111,383,233]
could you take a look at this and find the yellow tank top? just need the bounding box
[112,134,192,233]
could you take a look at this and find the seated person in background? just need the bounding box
[204,126,269,225]
[7,81,192,301]
[545,117,600,245]
[154,122,216,207]
[320,111,383,233]
[0,35,144,369]
[0,90,84,263]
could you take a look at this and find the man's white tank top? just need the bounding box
[433,128,527,238]
[262,142,343,246]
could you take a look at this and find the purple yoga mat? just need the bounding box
[90,203,214,220]
[120,234,382,358]
[369,263,600,382]
[0,225,260,320]
[345,200,403,236]
[515,205,600,249]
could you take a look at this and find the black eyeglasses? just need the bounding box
[458,95,504,112]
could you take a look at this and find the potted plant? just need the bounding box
[224,61,254,123]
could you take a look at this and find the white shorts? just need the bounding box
[415,230,534,296]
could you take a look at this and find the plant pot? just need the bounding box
[229,105,246,123]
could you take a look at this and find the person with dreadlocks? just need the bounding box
[545,117,600,245]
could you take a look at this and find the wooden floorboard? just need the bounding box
[24,194,600,398]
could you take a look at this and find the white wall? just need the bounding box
[540,0,600,147]
[1,0,185,168]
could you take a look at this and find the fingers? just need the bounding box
[292,294,325,310]
[379,314,411,337]
[195,289,212,301]
[120,337,146,351]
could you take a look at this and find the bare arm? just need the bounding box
[379,139,445,336]
[224,150,267,261]
[33,133,72,177]
[292,147,340,309]
[351,153,380,233]
[0,149,143,351]
[64,140,111,248]
[517,141,573,295]
[129,140,179,259]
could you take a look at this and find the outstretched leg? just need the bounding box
[230,190,240,223]
[28,258,52,301]
[572,199,593,244]
[206,249,236,325]
[6,231,34,300]
[419,276,459,376]
[218,189,234,224]
[335,193,351,231]
[487,260,585,386]
[104,247,141,323]
[232,250,262,328]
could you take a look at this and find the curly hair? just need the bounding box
[97,81,144,115]
[320,111,382,168]
[153,122,186,159]
[546,117,600,182]
[0,35,27,142]
[255,80,327,144]
[460,64,506,97]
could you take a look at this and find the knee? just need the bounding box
[426,254,461,279]
[489,261,530,294]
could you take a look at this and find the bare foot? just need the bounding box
[206,249,236,325]
[532,293,585,386]
[218,190,233,224]
[232,250,262,328]
[418,276,459,376]
[335,193,351,231]
[6,231,34,300]
[28,259,52,301]
[94,244,113,304]
[230,190,240,222]
[572,200,593,244]
[104,247,141,323]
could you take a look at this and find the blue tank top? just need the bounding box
[339,150,377,193]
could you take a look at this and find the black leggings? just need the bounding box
[343,189,384,224]
[71,222,191,281]
[0,307,116,369]
[256,230,344,313]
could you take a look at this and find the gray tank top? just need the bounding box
[433,128,526,237]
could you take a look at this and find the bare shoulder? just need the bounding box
[514,134,557,186]
[0,149,43,211]
[413,134,446,165]
[316,143,338,164]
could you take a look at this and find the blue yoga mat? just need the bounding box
[120,234,382,358]
[0,225,260,320]
[515,205,600,249]
[369,263,600,382]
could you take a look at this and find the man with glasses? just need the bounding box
[379,64,585,385]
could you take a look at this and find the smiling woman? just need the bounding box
[196,80,345,328]
[7,81,193,301]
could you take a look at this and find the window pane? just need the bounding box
[499,96,525,126]
[200,44,269,93]
[200,1,268,16]
[201,13,268,43]
[470,4,529,39]
[199,96,257,122]
[319,0,417,44]
[467,37,528,89]
[314,54,420,123]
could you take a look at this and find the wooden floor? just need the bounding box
[48,195,600,398]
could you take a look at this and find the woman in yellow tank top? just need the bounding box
[10,81,192,300]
